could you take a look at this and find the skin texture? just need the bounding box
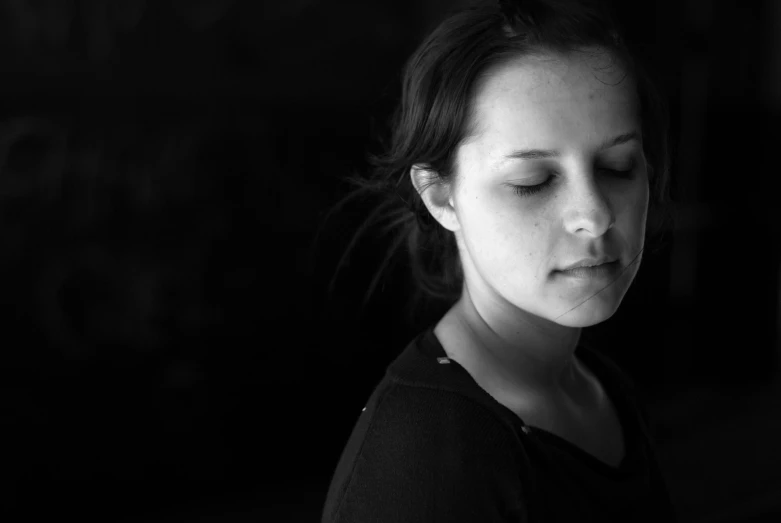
[411,48,649,413]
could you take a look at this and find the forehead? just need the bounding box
[467,51,639,152]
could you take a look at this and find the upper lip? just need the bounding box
[559,256,617,271]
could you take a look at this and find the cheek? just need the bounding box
[633,179,650,218]
[620,181,649,237]
[617,177,648,212]
[467,201,538,259]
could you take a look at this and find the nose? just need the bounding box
[562,174,615,237]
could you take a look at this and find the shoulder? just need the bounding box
[371,382,521,451]
[329,383,530,522]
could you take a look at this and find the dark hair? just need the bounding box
[310,0,677,328]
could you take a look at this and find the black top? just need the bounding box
[321,325,679,522]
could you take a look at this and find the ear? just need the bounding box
[409,164,461,232]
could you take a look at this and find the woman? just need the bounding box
[317,0,678,520]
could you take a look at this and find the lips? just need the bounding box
[559,256,617,272]
[556,260,621,279]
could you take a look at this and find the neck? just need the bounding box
[441,292,585,400]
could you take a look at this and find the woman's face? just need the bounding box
[448,50,649,328]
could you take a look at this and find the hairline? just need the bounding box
[448,45,637,190]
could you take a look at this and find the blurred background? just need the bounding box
[0,0,779,522]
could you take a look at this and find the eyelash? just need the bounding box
[511,168,634,197]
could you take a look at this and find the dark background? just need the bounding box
[0,1,779,522]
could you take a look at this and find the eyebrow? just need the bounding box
[501,131,641,162]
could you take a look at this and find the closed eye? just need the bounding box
[510,167,634,197]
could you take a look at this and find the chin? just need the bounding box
[552,298,623,327]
